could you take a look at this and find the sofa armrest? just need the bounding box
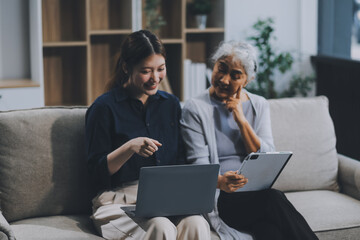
[338,153,360,201]
[0,211,15,240]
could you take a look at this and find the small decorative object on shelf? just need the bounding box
[188,0,212,29]
[144,0,167,34]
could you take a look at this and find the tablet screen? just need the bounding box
[236,152,292,192]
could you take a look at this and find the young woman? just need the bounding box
[181,41,318,240]
[85,30,210,240]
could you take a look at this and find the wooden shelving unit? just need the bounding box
[41,0,224,105]
[0,79,40,89]
[157,0,224,100]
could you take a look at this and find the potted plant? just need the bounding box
[188,0,212,29]
[246,18,314,98]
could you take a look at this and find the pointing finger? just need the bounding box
[151,139,162,147]
[144,138,159,151]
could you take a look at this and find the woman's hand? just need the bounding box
[130,137,162,157]
[107,137,162,175]
[225,86,246,123]
[217,171,248,193]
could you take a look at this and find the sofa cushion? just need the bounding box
[10,215,102,240]
[0,107,91,222]
[0,232,8,240]
[314,227,360,240]
[286,190,360,232]
[269,96,339,192]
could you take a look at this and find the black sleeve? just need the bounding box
[85,102,113,193]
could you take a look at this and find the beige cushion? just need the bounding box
[0,107,91,222]
[286,190,360,232]
[11,215,102,240]
[269,96,339,192]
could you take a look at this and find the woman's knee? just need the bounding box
[252,221,282,240]
[145,217,177,240]
[265,189,286,200]
[177,215,210,239]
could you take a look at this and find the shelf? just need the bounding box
[186,32,224,64]
[157,0,182,39]
[39,0,224,104]
[42,0,86,42]
[90,35,127,102]
[89,0,132,31]
[43,47,87,106]
[186,0,224,29]
[0,79,40,89]
[43,41,88,47]
[185,28,225,34]
[89,30,133,36]
[162,39,184,44]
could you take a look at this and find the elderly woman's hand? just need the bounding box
[225,86,247,124]
[218,171,248,193]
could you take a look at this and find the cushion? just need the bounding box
[269,96,339,192]
[285,190,360,232]
[0,232,8,240]
[314,227,360,240]
[0,107,91,222]
[10,215,102,240]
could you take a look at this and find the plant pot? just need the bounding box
[195,14,207,29]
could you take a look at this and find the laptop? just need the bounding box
[236,151,292,192]
[122,164,219,218]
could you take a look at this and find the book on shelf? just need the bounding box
[206,68,212,86]
[183,59,208,101]
[184,59,192,101]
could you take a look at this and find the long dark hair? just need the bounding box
[105,30,166,92]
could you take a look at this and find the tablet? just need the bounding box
[236,152,292,192]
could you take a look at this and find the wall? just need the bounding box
[224,0,318,93]
[0,0,30,79]
[318,0,353,58]
[0,0,44,111]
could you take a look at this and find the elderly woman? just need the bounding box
[180,41,318,240]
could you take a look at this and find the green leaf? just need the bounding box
[247,17,313,99]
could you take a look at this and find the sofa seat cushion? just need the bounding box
[0,232,8,240]
[10,215,102,240]
[285,190,360,233]
[270,96,339,192]
[314,227,360,240]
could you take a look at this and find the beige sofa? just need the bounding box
[0,96,360,240]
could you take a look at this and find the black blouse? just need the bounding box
[85,87,184,194]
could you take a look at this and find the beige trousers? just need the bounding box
[91,181,211,240]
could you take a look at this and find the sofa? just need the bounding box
[0,96,360,240]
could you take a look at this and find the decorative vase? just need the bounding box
[195,14,207,29]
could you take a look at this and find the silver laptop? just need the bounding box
[122,164,219,218]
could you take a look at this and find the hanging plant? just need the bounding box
[144,0,166,32]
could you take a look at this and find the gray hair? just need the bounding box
[211,41,258,82]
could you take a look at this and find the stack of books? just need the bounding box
[183,59,212,101]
